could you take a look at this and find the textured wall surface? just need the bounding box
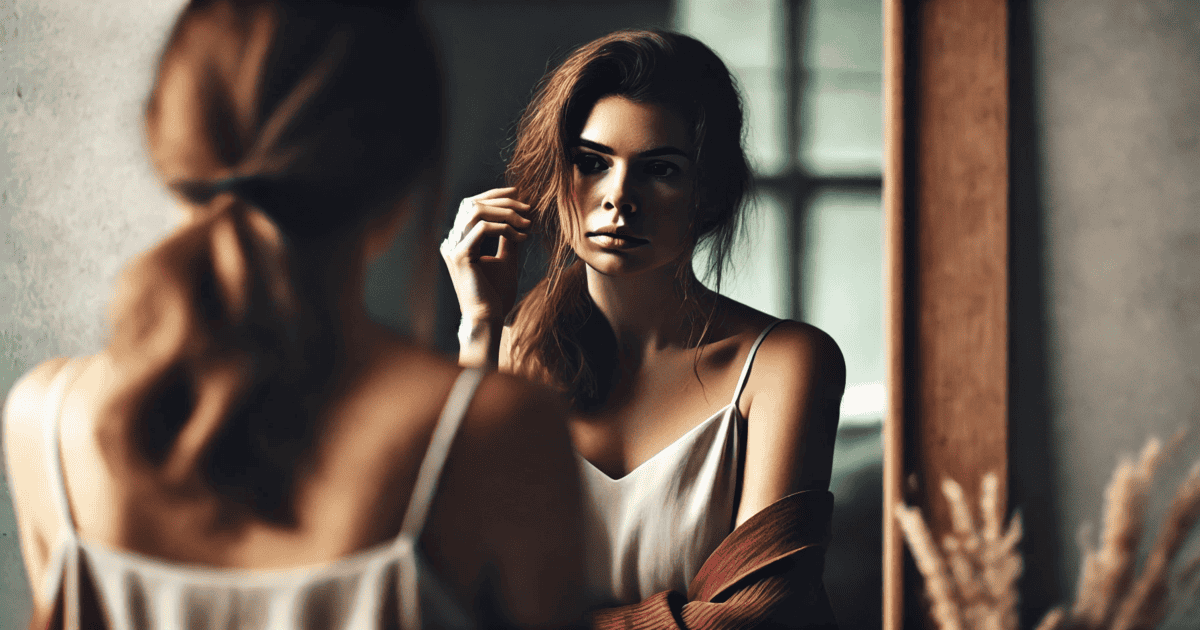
[1011,1,1200,627]
[1,2,186,625]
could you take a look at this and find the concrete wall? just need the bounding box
[1011,1,1200,627]
[2,2,186,624]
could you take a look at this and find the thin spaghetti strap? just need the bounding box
[41,358,89,536]
[395,367,486,542]
[730,320,785,409]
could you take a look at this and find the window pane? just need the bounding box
[675,0,788,175]
[675,0,781,69]
[735,67,788,176]
[695,188,790,320]
[797,0,883,175]
[798,70,882,175]
[803,0,883,72]
[802,189,884,421]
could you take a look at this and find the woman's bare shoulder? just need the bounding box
[716,296,838,357]
[2,355,80,610]
[362,337,568,452]
[3,356,81,453]
[712,298,845,403]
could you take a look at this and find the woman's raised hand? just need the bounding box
[439,187,531,365]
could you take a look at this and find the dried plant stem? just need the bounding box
[895,502,964,630]
[896,435,1199,630]
[896,473,1021,630]
[1109,463,1200,630]
[1072,438,1164,629]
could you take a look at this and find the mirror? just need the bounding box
[406,2,888,629]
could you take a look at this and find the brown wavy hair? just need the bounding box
[505,30,750,410]
[100,0,442,524]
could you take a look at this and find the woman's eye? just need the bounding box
[645,161,680,178]
[572,153,607,175]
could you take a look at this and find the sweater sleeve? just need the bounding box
[590,490,839,630]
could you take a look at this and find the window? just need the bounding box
[680,0,884,426]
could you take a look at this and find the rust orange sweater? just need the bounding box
[591,490,838,630]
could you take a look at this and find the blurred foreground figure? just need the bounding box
[3,1,584,628]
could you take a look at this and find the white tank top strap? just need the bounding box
[395,367,486,543]
[42,358,90,537]
[730,319,785,409]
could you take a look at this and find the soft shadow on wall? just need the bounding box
[1008,0,1065,625]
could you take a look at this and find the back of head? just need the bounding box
[102,0,443,524]
[505,30,750,408]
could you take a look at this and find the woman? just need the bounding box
[442,29,846,626]
[3,1,584,628]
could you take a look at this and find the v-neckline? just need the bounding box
[575,402,738,482]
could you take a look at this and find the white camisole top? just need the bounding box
[31,359,483,630]
[578,320,783,606]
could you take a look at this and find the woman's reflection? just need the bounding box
[441,29,847,626]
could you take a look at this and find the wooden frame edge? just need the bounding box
[881,0,905,628]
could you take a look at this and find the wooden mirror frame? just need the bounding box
[882,1,1010,628]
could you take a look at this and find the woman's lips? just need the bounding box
[587,232,648,249]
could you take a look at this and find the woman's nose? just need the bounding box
[601,165,638,215]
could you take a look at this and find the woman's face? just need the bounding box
[567,95,696,278]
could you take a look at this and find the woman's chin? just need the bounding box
[578,247,692,281]
[581,254,648,278]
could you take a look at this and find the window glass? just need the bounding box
[695,188,790,319]
[676,0,788,175]
[798,0,884,175]
[678,0,884,423]
[803,189,884,423]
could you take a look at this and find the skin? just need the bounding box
[444,95,846,529]
[4,192,586,628]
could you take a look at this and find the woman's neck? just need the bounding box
[584,261,714,356]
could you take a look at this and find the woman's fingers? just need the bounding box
[449,198,531,237]
[472,186,520,202]
[439,192,529,324]
[469,204,532,229]
[476,197,530,211]
[444,220,528,262]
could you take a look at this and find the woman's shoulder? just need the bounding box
[1,355,91,609]
[716,298,846,401]
[365,338,568,445]
[3,356,81,446]
[717,298,841,360]
[470,370,569,431]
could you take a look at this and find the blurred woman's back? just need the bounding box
[1,1,584,628]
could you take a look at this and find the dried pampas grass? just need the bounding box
[895,434,1200,630]
[894,473,1021,630]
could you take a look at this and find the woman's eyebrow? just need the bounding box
[638,147,690,160]
[573,139,615,154]
[573,138,691,160]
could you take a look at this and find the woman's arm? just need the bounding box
[591,490,839,630]
[3,357,71,613]
[736,321,845,528]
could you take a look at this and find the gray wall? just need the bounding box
[2,3,187,625]
[1011,0,1200,627]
